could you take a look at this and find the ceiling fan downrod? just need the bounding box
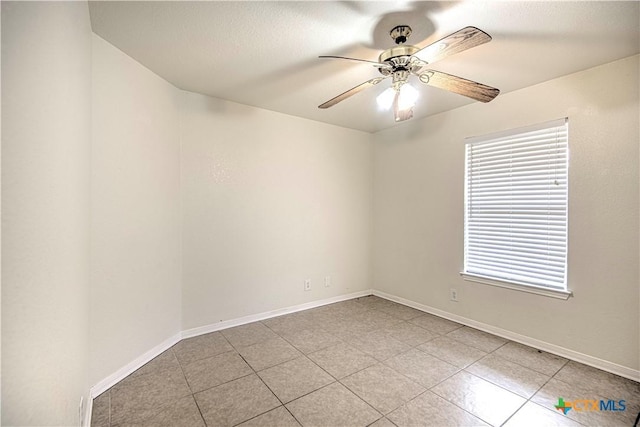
[378,25,421,67]
[389,25,412,45]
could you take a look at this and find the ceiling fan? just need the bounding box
[318,25,500,122]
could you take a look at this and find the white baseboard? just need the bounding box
[89,289,373,402]
[88,286,638,425]
[84,393,93,427]
[373,289,640,382]
[181,290,372,338]
[89,332,182,399]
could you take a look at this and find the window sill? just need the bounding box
[460,272,573,300]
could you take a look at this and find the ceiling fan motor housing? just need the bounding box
[378,45,420,64]
[378,48,425,78]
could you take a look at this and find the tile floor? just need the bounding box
[91,296,640,427]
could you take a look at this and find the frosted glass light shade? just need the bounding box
[397,84,419,111]
[376,87,396,110]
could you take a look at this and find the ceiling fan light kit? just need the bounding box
[318,25,500,123]
[376,74,420,122]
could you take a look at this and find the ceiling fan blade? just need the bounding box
[318,77,387,109]
[319,55,391,69]
[418,70,499,103]
[415,26,491,64]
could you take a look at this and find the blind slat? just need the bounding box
[464,119,568,290]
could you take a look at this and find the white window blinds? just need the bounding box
[464,118,569,291]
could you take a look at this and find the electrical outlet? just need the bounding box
[304,279,311,291]
[450,288,458,302]
[324,276,331,288]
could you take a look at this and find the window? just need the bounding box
[462,118,571,299]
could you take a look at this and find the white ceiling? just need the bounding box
[89,1,640,133]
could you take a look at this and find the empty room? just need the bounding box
[2,1,639,426]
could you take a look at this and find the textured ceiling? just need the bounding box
[89,1,640,133]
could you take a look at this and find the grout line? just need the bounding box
[499,399,528,427]
[282,405,304,427]
[335,368,387,421]
[190,393,208,427]
[280,379,339,404]
[226,343,287,427]
[105,296,633,426]
[172,347,195,395]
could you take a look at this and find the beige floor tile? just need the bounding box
[503,401,583,427]
[431,371,526,426]
[325,299,372,316]
[110,365,192,425]
[312,310,349,326]
[354,295,396,310]
[308,304,366,327]
[262,312,318,335]
[91,392,110,427]
[131,349,180,378]
[111,395,205,427]
[445,326,509,352]
[376,302,425,321]
[291,307,326,320]
[418,336,487,368]
[221,322,278,348]
[326,319,378,341]
[341,364,425,414]
[238,336,302,371]
[531,377,638,427]
[97,297,639,427]
[195,374,280,427]
[308,342,378,379]
[182,350,253,393]
[285,382,381,426]
[493,341,568,376]
[369,417,397,427]
[354,309,404,330]
[237,406,301,427]
[379,322,439,347]
[349,329,412,361]
[408,313,462,335]
[387,391,489,427]
[554,360,640,397]
[280,328,343,354]
[384,348,459,388]
[466,353,550,398]
[305,306,348,325]
[530,376,590,410]
[172,332,234,365]
[258,356,334,403]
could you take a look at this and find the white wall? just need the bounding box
[373,55,640,371]
[90,34,182,386]
[1,2,92,425]
[180,91,372,329]
[4,10,636,423]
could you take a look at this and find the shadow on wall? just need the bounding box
[376,107,450,142]
[180,90,259,117]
